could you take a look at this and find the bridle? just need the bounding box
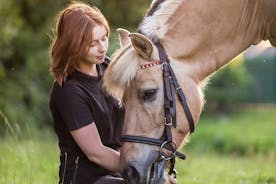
[120,40,195,177]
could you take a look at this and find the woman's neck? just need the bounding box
[77,63,98,77]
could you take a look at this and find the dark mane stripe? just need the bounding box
[146,0,166,17]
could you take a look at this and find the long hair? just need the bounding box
[50,1,110,85]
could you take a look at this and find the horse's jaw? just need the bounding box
[121,150,167,184]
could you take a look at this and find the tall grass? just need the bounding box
[0,111,59,184]
[0,137,59,184]
[0,106,275,183]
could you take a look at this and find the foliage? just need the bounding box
[0,0,67,136]
[87,0,151,27]
[204,55,252,113]
[244,54,276,103]
[0,0,150,135]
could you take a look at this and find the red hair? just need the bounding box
[50,1,110,85]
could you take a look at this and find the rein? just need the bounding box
[120,40,195,177]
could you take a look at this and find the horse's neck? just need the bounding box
[142,0,275,82]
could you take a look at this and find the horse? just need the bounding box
[103,0,276,183]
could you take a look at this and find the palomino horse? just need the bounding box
[103,0,276,183]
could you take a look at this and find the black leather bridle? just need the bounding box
[120,40,195,177]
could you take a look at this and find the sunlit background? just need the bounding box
[0,0,275,183]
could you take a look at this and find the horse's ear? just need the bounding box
[129,33,153,60]
[117,28,131,48]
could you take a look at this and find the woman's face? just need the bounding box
[82,24,109,65]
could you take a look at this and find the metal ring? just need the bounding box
[159,141,176,160]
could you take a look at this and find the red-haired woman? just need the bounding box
[49,2,125,183]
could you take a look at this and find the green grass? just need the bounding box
[0,132,59,184]
[0,106,275,183]
[176,105,276,183]
[185,106,276,156]
[176,152,276,184]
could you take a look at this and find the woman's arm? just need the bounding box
[71,123,120,172]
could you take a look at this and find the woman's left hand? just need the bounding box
[168,175,177,184]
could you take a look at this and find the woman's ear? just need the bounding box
[129,33,154,60]
[117,28,131,48]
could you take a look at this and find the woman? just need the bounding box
[49,1,125,183]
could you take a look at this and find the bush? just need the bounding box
[205,55,252,113]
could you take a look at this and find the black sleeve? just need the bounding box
[54,82,94,131]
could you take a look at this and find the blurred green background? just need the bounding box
[0,0,275,183]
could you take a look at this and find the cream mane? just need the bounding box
[139,0,183,41]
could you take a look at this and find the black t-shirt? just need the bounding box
[50,59,124,183]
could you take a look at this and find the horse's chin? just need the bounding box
[122,158,167,184]
[150,160,167,184]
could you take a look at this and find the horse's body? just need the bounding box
[103,0,276,183]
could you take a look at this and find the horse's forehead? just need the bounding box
[136,67,163,86]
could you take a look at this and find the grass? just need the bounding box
[176,105,276,184]
[0,132,59,184]
[176,152,276,184]
[185,105,276,156]
[0,105,275,183]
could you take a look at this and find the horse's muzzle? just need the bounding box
[121,151,167,184]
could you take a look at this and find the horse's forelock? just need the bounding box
[103,46,140,100]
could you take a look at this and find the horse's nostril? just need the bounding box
[122,165,140,184]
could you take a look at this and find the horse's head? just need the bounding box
[103,29,204,183]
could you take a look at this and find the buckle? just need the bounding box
[164,117,173,126]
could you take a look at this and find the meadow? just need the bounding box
[0,106,275,184]
[177,105,276,184]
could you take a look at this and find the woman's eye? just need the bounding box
[140,89,158,102]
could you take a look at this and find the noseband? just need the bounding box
[120,40,195,177]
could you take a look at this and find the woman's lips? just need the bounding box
[97,55,104,60]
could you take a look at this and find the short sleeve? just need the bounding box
[54,82,94,131]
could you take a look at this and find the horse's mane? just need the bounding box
[240,0,263,44]
[103,45,140,100]
[138,0,183,42]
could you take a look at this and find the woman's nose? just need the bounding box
[98,41,107,52]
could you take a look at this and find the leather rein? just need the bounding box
[120,40,195,177]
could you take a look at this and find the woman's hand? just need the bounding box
[168,175,177,184]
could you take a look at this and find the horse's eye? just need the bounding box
[140,89,158,102]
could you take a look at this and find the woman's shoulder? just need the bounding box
[55,79,80,91]
[50,80,88,108]
[51,79,82,99]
